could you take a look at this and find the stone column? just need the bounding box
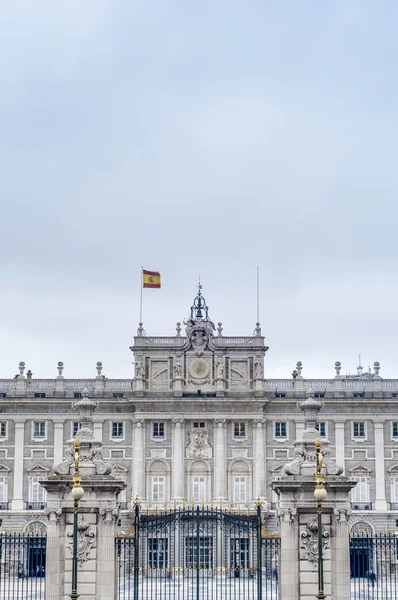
[53,421,64,467]
[214,420,227,501]
[332,509,351,600]
[97,508,118,600]
[172,419,184,502]
[44,509,62,600]
[279,509,299,600]
[12,420,25,510]
[253,419,266,501]
[132,419,146,500]
[335,422,346,475]
[374,422,387,510]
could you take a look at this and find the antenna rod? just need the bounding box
[256,266,260,323]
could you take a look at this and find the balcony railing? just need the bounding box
[26,502,47,510]
[0,502,9,510]
[351,503,372,511]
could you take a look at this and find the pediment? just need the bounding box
[349,463,371,474]
[388,464,398,473]
[27,464,50,473]
[0,464,10,472]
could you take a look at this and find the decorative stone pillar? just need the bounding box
[215,356,225,396]
[12,420,25,510]
[374,422,387,510]
[40,389,126,600]
[214,419,227,501]
[272,390,355,600]
[55,361,65,395]
[253,419,266,502]
[132,418,146,500]
[253,358,264,396]
[94,361,105,394]
[172,419,184,502]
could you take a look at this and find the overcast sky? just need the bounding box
[1,1,397,380]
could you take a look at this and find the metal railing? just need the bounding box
[0,531,46,599]
[350,532,398,600]
[25,502,47,510]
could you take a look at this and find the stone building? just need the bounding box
[0,288,397,534]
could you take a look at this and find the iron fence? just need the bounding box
[350,533,398,600]
[0,531,46,599]
[116,505,279,600]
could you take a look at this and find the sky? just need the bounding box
[1,1,397,380]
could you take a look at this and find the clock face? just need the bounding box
[189,358,210,379]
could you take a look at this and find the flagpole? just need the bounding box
[139,267,143,324]
[256,266,260,323]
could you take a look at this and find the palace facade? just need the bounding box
[0,290,397,533]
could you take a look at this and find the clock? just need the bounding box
[189,358,210,379]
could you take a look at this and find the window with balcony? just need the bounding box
[0,423,6,439]
[152,476,165,503]
[351,476,370,509]
[233,476,247,503]
[192,422,205,429]
[193,476,205,504]
[28,475,47,509]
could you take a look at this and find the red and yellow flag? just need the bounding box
[143,269,161,288]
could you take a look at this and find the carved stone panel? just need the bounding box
[230,360,249,390]
[186,428,212,459]
[150,360,169,390]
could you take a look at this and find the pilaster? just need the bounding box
[53,421,64,467]
[334,421,346,475]
[172,419,184,502]
[214,419,227,501]
[253,419,266,502]
[132,418,146,501]
[12,420,25,510]
[374,421,387,510]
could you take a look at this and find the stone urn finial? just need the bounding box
[373,361,380,377]
[96,361,103,376]
[57,361,64,376]
[335,361,341,376]
[18,361,25,376]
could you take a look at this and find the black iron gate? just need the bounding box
[0,531,46,598]
[116,505,279,600]
[350,532,398,600]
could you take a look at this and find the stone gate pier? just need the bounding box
[272,390,356,600]
[41,390,126,600]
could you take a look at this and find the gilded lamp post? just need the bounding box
[314,437,327,600]
[70,438,85,600]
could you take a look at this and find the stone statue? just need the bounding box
[254,361,263,379]
[174,362,182,378]
[216,359,224,379]
[135,360,144,378]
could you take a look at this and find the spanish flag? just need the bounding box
[143,269,161,288]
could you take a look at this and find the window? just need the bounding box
[72,422,79,436]
[315,422,326,438]
[73,392,82,398]
[148,538,168,568]
[111,422,124,438]
[233,476,246,503]
[275,422,287,438]
[113,393,123,398]
[0,477,6,503]
[34,393,46,398]
[33,422,46,438]
[193,422,205,429]
[393,423,398,439]
[0,423,6,438]
[351,476,369,503]
[391,477,398,503]
[152,476,165,503]
[30,476,46,503]
[234,423,246,438]
[353,422,365,438]
[314,393,325,398]
[153,423,165,438]
[353,393,364,398]
[275,393,286,398]
[193,476,205,503]
[0,394,6,398]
